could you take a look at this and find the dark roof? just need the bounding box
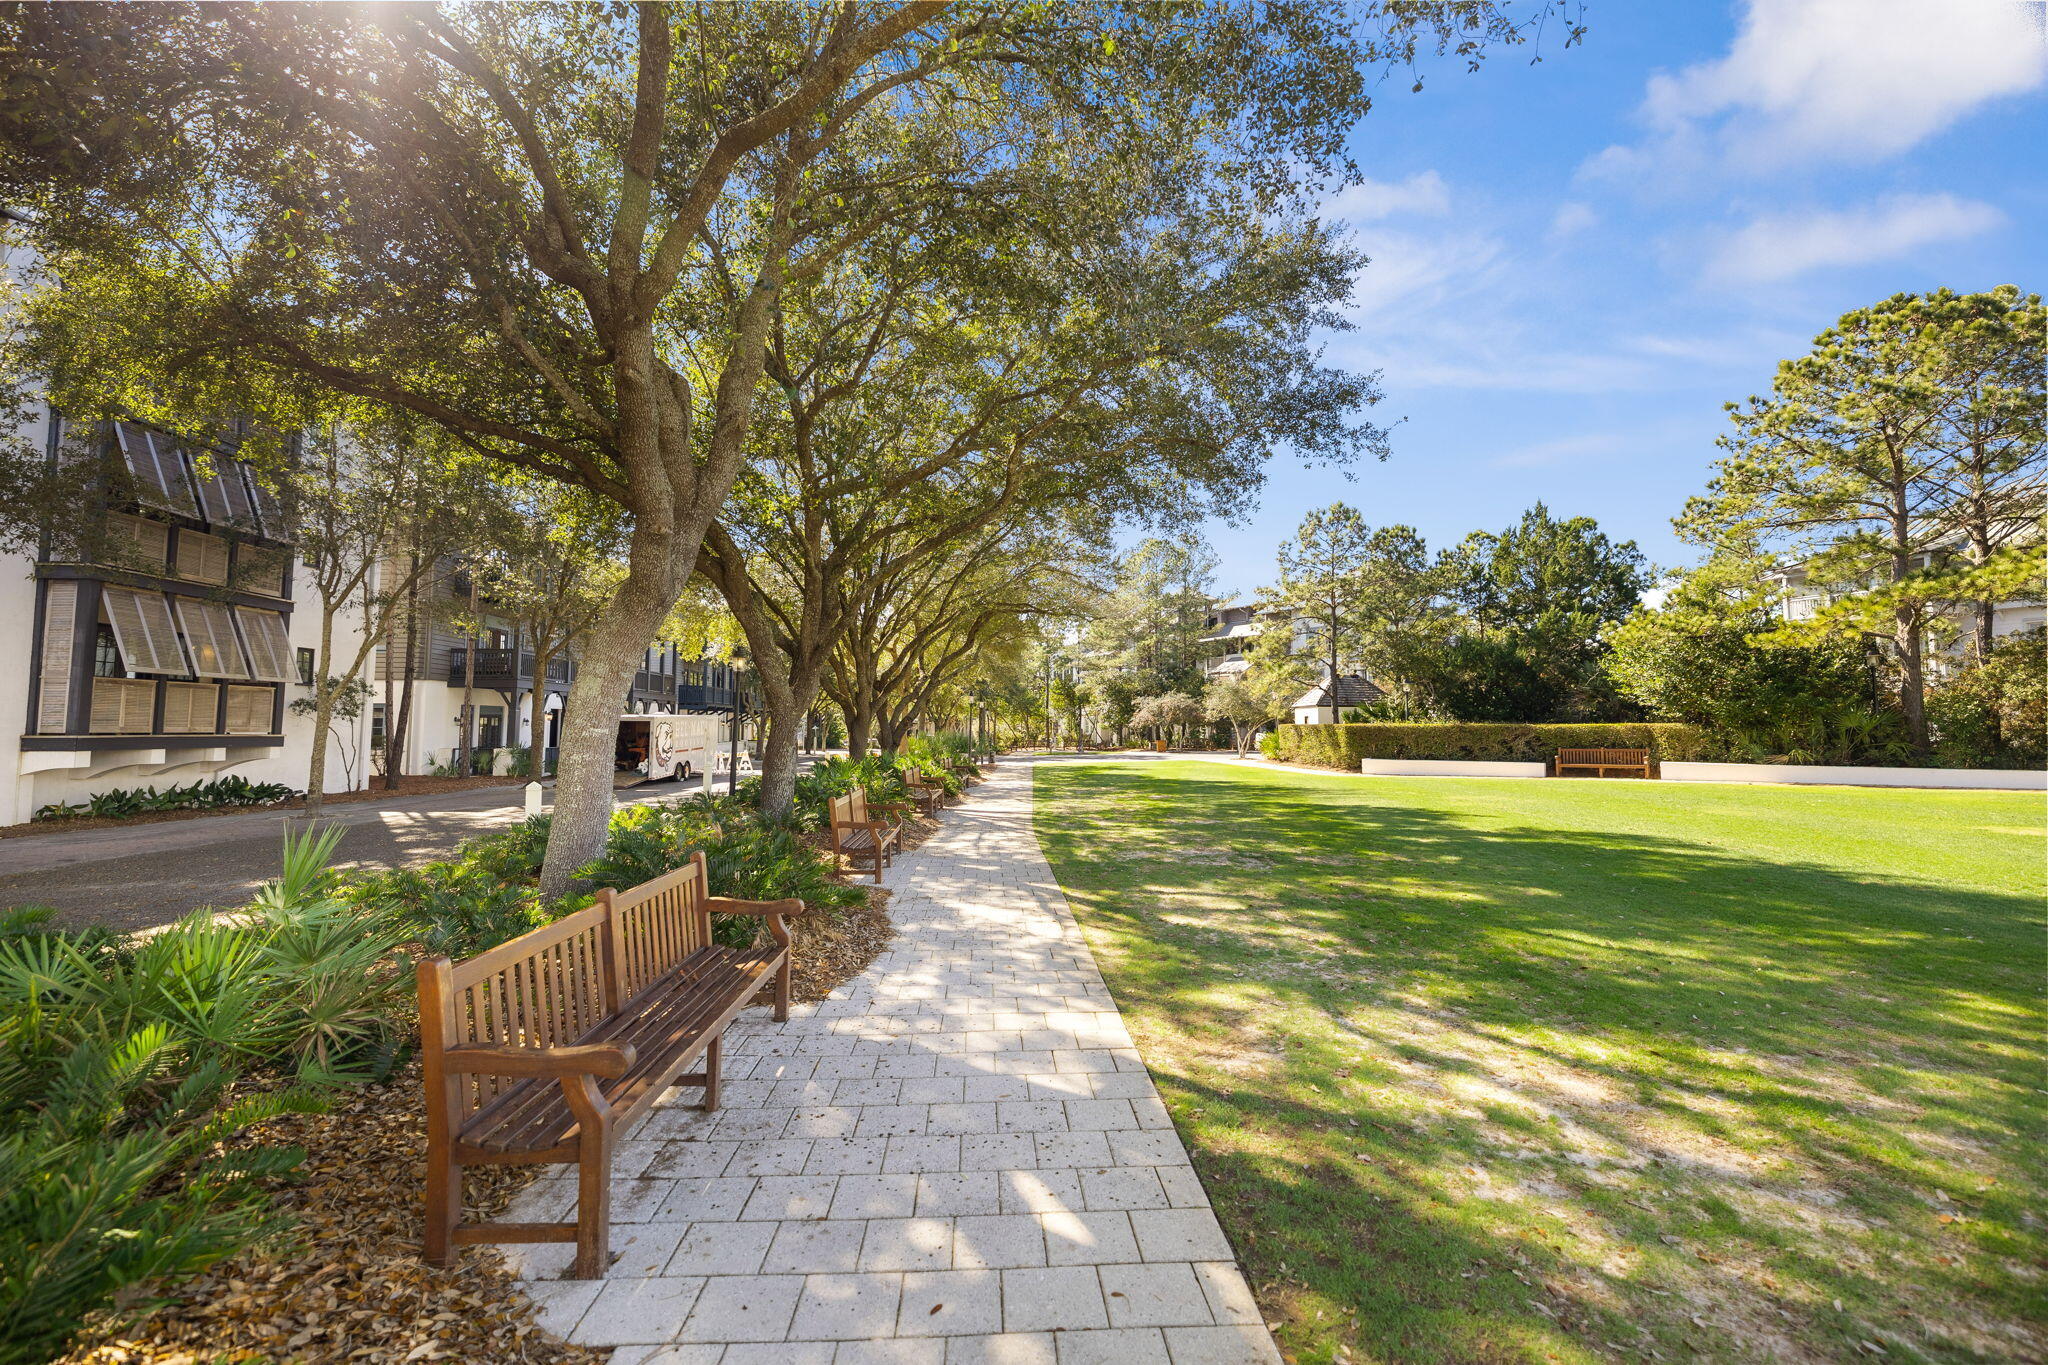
[1296,674,1385,708]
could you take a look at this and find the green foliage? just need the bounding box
[342,817,552,960]
[1678,287,2047,747]
[1270,722,1712,770]
[1603,599,1909,764]
[0,828,405,1361]
[34,775,300,823]
[789,756,915,833]
[1411,502,1653,721]
[1927,629,2048,767]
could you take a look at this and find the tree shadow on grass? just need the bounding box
[1036,763,2045,1365]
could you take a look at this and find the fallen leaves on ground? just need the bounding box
[60,855,900,1365]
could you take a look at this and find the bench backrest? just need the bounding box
[418,852,712,1122]
[1557,747,1648,763]
[829,788,872,833]
[608,852,713,1003]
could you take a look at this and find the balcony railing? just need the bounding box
[675,661,758,713]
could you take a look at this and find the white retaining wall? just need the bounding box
[1661,761,2044,791]
[1358,758,1547,778]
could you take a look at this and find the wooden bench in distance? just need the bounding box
[829,788,901,883]
[1555,746,1654,778]
[904,767,948,816]
[417,853,809,1278]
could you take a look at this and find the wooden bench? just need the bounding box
[829,788,900,883]
[949,760,982,784]
[1555,747,1653,779]
[903,767,948,816]
[417,853,809,1278]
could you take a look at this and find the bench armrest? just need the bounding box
[442,1042,636,1079]
[706,895,810,918]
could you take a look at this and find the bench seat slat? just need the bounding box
[461,943,781,1153]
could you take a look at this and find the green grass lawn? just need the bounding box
[1033,760,2046,1365]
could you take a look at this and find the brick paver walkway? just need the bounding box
[510,758,1279,1364]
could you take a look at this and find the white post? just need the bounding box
[524,781,544,817]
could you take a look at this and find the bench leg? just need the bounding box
[774,954,792,1022]
[702,1035,722,1111]
[423,1157,460,1268]
[570,1130,612,1279]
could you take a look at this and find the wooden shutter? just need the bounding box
[37,581,78,733]
[245,470,285,536]
[239,546,289,598]
[224,684,275,734]
[192,456,258,528]
[174,530,231,585]
[102,587,188,675]
[116,422,197,516]
[106,513,170,573]
[161,681,220,733]
[235,608,293,682]
[90,677,157,734]
[173,597,251,679]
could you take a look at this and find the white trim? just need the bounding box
[1661,761,2044,790]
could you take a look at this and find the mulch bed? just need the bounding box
[59,864,903,1365]
[1,777,526,840]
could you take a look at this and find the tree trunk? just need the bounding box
[1896,603,1928,749]
[386,571,420,790]
[753,669,816,820]
[538,559,686,897]
[304,602,337,817]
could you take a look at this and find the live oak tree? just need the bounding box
[0,1,1581,887]
[825,518,1093,755]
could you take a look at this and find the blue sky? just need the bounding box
[1197,0,2048,598]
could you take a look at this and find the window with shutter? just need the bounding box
[37,581,78,733]
[173,598,251,679]
[90,677,157,734]
[162,682,220,733]
[101,587,189,675]
[235,608,293,682]
[116,422,198,517]
[174,531,231,585]
[106,513,170,573]
[225,685,275,733]
[192,455,258,528]
[239,546,289,598]
[244,469,285,536]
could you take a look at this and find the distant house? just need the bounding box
[1763,512,2045,670]
[1290,673,1384,726]
[1197,600,1263,679]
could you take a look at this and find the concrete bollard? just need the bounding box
[524,781,544,817]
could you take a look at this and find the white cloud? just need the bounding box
[1322,170,1451,224]
[1488,432,1632,470]
[1589,0,2046,177]
[1547,202,1599,240]
[1703,192,2006,284]
[1343,226,1503,319]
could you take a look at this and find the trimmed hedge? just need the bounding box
[1270,722,1715,771]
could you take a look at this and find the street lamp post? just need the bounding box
[727,657,749,795]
